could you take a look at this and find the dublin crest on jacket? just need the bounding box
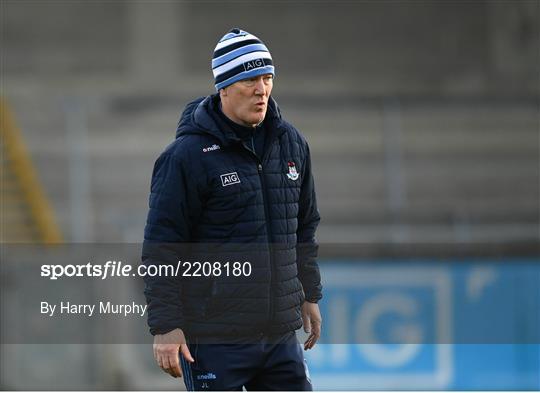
[287,161,299,181]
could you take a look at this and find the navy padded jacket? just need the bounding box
[142,94,321,338]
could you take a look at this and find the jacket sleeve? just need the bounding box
[296,144,323,303]
[142,151,202,335]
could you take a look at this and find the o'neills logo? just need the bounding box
[243,58,266,72]
[197,373,217,380]
[203,144,220,153]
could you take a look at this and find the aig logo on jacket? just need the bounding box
[221,172,241,187]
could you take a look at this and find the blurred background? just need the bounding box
[1,0,539,390]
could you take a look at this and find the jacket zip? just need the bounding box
[257,162,275,327]
[242,140,275,328]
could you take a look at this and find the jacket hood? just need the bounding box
[175,94,284,146]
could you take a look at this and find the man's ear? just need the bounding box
[220,87,227,97]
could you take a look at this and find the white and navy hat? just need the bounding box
[212,28,275,91]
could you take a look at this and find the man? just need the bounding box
[142,28,322,391]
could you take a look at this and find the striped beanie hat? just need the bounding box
[212,28,275,91]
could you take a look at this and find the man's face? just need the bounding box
[220,74,274,127]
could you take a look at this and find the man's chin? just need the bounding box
[254,111,267,122]
[248,116,264,125]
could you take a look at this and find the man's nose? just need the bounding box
[253,79,267,95]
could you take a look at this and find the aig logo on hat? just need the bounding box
[243,58,265,72]
[220,172,241,187]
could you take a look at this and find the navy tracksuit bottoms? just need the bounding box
[179,331,312,391]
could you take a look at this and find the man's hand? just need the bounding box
[153,328,194,378]
[301,301,322,350]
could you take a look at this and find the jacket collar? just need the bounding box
[190,94,287,147]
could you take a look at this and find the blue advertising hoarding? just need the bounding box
[305,260,540,390]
